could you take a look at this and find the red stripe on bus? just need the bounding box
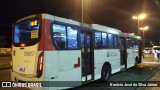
[74,57,80,68]
[44,19,55,50]
[38,19,45,51]
[38,19,56,51]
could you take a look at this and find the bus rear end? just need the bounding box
[11,14,45,89]
[11,14,83,90]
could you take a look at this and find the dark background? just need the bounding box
[0,0,160,47]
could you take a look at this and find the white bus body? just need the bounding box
[11,13,142,90]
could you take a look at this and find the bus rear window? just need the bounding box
[13,19,40,46]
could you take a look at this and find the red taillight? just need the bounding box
[20,43,25,47]
[39,55,43,70]
[37,52,44,78]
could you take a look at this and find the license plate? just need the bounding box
[19,66,25,72]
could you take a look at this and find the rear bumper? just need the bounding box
[11,71,47,90]
[11,71,41,81]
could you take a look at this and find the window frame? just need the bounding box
[126,37,134,49]
[51,22,80,50]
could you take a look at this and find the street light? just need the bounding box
[132,13,147,35]
[140,26,149,48]
[139,14,147,19]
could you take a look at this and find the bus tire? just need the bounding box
[134,57,138,68]
[101,63,111,82]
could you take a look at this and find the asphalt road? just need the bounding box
[0,56,29,90]
[0,54,160,90]
[0,57,11,70]
[68,63,160,90]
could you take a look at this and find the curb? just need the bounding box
[135,65,160,90]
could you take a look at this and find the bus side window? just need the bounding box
[126,38,133,48]
[133,40,139,48]
[132,39,135,48]
[102,33,107,48]
[52,24,67,49]
[126,38,129,48]
[95,32,102,48]
[114,35,119,48]
[67,26,78,49]
[108,34,114,48]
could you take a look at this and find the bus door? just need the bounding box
[119,37,127,70]
[80,31,94,82]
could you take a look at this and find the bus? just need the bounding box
[11,13,142,90]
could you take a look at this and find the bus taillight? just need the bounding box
[36,52,44,78]
[39,56,43,70]
[20,43,25,47]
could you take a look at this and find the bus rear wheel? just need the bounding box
[134,57,138,68]
[101,64,111,82]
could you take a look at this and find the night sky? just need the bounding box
[0,0,160,45]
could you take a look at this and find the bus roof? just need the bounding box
[43,13,93,29]
[125,33,141,40]
[43,13,81,26]
[91,24,121,35]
